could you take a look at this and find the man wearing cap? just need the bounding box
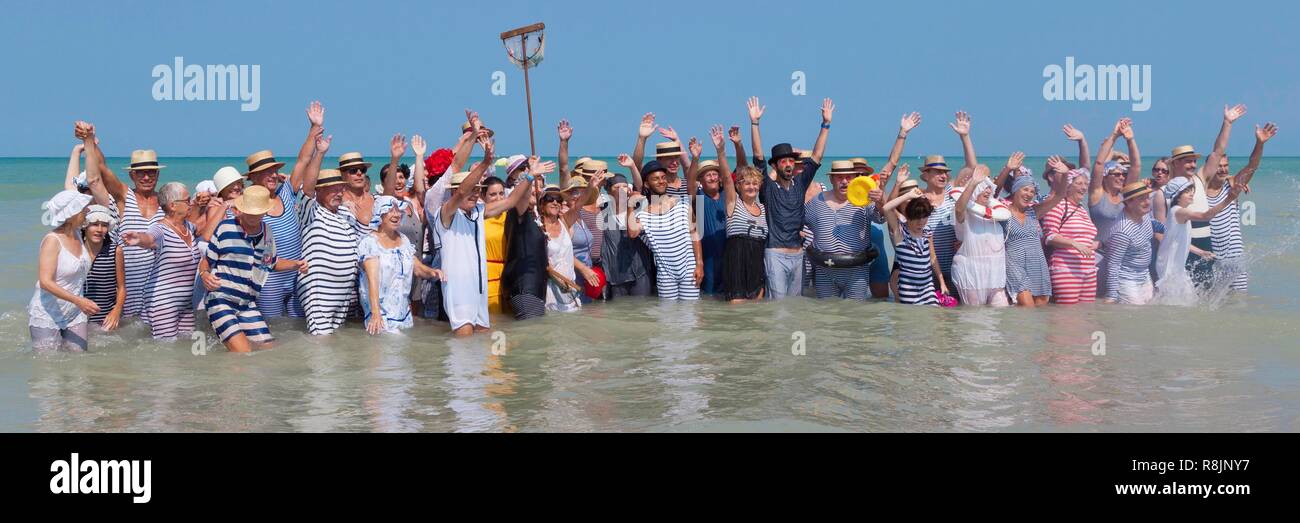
[745,96,835,299]
[201,185,308,352]
[803,160,886,300]
[1161,104,1248,288]
[76,122,164,319]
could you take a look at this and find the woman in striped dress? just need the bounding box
[629,160,702,300]
[81,205,125,330]
[882,178,947,305]
[1001,165,1065,307]
[1041,168,1100,304]
[242,150,304,317]
[1203,122,1277,293]
[122,182,200,340]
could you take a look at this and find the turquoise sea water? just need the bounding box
[1,156,1298,432]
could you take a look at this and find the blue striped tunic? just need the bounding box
[1207,186,1247,291]
[140,221,199,339]
[120,190,163,316]
[1103,216,1153,301]
[924,191,958,276]
[258,182,303,317]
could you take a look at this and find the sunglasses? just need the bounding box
[345,167,368,175]
[1151,168,1170,174]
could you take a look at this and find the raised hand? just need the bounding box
[820,98,835,124]
[900,112,922,135]
[529,156,556,175]
[316,133,332,155]
[411,135,426,157]
[658,126,679,143]
[390,133,407,158]
[949,111,971,136]
[557,119,573,141]
[1224,104,1247,124]
[478,135,495,160]
[709,125,725,149]
[1118,118,1134,139]
[307,101,325,127]
[1006,151,1025,170]
[688,137,702,159]
[617,153,634,168]
[1047,155,1068,173]
[465,109,481,133]
[1256,122,1278,143]
[727,125,741,144]
[638,113,657,138]
[1062,123,1084,142]
[747,96,765,123]
[971,164,990,183]
[895,163,911,184]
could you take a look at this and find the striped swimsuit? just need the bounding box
[1041,200,1098,304]
[120,190,163,317]
[804,193,884,300]
[258,182,304,317]
[1104,216,1154,304]
[297,195,361,335]
[205,218,277,343]
[140,221,200,339]
[1002,208,1051,300]
[635,199,698,300]
[895,226,938,306]
[83,233,120,324]
[1207,187,1247,292]
[923,191,958,282]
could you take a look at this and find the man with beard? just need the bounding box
[746,96,835,299]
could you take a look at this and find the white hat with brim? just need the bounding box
[506,154,529,175]
[48,190,93,228]
[212,166,244,194]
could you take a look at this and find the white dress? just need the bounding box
[435,203,490,330]
[545,221,581,312]
[952,212,1007,291]
[358,234,417,332]
[28,233,92,330]
[1154,205,1198,306]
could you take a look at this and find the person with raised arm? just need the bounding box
[801,158,885,300]
[239,142,302,318]
[297,126,368,335]
[883,170,948,305]
[861,112,921,299]
[600,154,654,299]
[1156,180,1243,305]
[359,195,445,334]
[1161,104,1248,289]
[1001,159,1067,307]
[1041,157,1101,304]
[719,139,768,303]
[747,96,834,299]
[688,128,731,295]
[628,159,703,300]
[120,181,200,339]
[436,133,504,335]
[1088,118,1142,297]
[950,164,1011,306]
[632,113,692,199]
[29,190,94,351]
[1204,122,1278,293]
[542,169,608,312]
[377,134,428,312]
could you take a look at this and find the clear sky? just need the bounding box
[2,0,1297,158]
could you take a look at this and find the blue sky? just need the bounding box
[2,0,1297,157]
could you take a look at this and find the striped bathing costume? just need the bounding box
[803,193,884,300]
[1041,199,1098,304]
[635,198,698,300]
[258,182,303,317]
[139,221,200,339]
[1206,186,1247,292]
[120,190,163,317]
[894,225,938,306]
[204,218,277,344]
[297,195,360,335]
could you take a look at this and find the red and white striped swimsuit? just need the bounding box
[1041,199,1098,304]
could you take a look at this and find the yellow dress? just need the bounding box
[485,213,507,313]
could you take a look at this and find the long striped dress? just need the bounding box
[1207,186,1247,292]
[83,233,121,324]
[297,195,361,335]
[120,190,163,316]
[139,221,200,339]
[1002,208,1051,300]
[258,182,304,317]
[895,226,938,305]
[635,199,698,300]
[1041,199,1098,304]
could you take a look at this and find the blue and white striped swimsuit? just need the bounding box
[1207,187,1247,292]
[140,221,200,339]
[924,190,958,279]
[804,193,884,300]
[635,199,698,300]
[258,182,303,317]
[895,226,938,305]
[120,190,163,317]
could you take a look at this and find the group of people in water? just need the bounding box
[29,98,1277,352]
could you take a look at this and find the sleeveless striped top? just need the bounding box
[923,190,958,274]
[84,233,120,324]
[259,182,303,313]
[804,193,884,254]
[120,190,163,316]
[635,199,696,277]
[895,226,938,305]
[1206,186,1243,259]
[140,221,200,338]
[297,195,361,332]
[727,199,768,240]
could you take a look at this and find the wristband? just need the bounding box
[821,123,831,129]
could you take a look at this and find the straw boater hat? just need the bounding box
[654,142,682,158]
[235,185,273,215]
[337,152,372,172]
[124,150,166,171]
[244,150,285,176]
[570,157,592,175]
[896,179,921,194]
[695,160,721,174]
[921,155,951,172]
[561,177,588,193]
[315,169,347,188]
[850,157,875,175]
[576,159,608,177]
[829,160,858,177]
[447,171,485,189]
[212,166,243,194]
[1170,145,1201,161]
[1121,180,1153,202]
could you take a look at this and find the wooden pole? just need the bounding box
[522,36,536,156]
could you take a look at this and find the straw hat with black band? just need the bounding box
[244,150,286,176]
[337,152,372,173]
[654,142,682,159]
[461,122,495,137]
[1121,180,1153,202]
[124,150,167,172]
[447,171,485,189]
[828,160,858,177]
[850,157,875,176]
[315,169,347,189]
[1170,145,1201,161]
